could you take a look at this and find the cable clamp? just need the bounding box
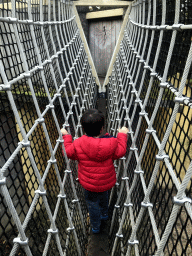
[58,194,66,199]
[172,24,184,30]
[136,55,140,59]
[72,199,79,203]
[57,138,64,143]
[35,189,46,195]
[159,82,168,88]
[55,93,61,97]
[158,25,167,30]
[124,203,133,207]
[128,240,139,245]
[23,72,31,78]
[48,229,58,234]
[67,226,75,232]
[141,202,153,208]
[3,17,18,23]
[48,159,57,164]
[135,99,142,103]
[122,177,129,180]
[51,55,58,60]
[139,59,145,63]
[128,130,134,134]
[116,233,123,238]
[130,147,138,151]
[65,170,72,173]
[64,77,70,83]
[37,65,43,70]
[150,26,157,30]
[69,110,73,115]
[36,117,45,123]
[150,72,157,77]
[0,178,6,185]
[116,118,121,121]
[0,84,11,91]
[115,182,120,186]
[114,205,120,208]
[146,128,156,134]
[47,103,55,109]
[174,96,188,103]
[173,196,192,206]
[18,140,30,147]
[156,154,169,161]
[131,90,137,94]
[13,237,28,246]
[57,51,63,55]
[144,65,150,70]
[134,170,144,174]
[120,157,126,160]
[139,111,148,116]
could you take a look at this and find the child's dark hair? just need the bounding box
[81,109,104,137]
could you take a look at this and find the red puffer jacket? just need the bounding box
[63,133,127,192]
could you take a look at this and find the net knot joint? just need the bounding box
[128,240,139,245]
[18,141,30,147]
[67,226,75,232]
[13,237,28,246]
[124,203,133,207]
[174,96,188,103]
[134,170,144,174]
[146,128,156,134]
[116,233,123,238]
[35,189,46,195]
[156,154,169,161]
[48,229,58,234]
[48,159,57,164]
[58,194,66,199]
[0,178,6,185]
[130,147,138,151]
[0,84,11,91]
[173,196,192,206]
[122,177,129,180]
[141,202,153,208]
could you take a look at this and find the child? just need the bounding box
[61,109,128,233]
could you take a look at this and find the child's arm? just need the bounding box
[113,127,129,160]
[61,129,78,160]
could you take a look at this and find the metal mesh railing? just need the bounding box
[0,1,97,255]
[107,0,192,255]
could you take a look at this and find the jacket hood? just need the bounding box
[79,135,117,161]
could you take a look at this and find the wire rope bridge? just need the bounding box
[0,0,192,255]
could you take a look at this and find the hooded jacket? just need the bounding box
[63,133,127,192]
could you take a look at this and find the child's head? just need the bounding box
[81,109,104,137]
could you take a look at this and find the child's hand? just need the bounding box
[118,127,129,134]
[61,128,68,135]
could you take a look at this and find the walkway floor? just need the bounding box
[87,92,109,256]
[87,220,109,256]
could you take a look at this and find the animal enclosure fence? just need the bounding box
[0,0,192,256]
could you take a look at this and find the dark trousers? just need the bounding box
[84,189,108,230]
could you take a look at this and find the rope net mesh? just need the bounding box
[0,0,97,255]
[107,0,192,255]
[0,0,192,256]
